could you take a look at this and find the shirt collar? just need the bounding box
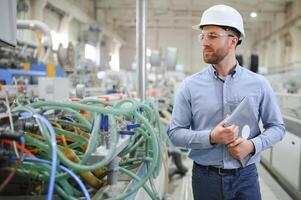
[208,61,242,80]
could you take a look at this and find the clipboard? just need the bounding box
[224,96,254,167]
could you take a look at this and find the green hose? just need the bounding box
[102,111,159,200]
[30,100,138,116]
[118,166,159,200]
[54,127,88,144]
[41,106,92,129]
[119,157,152,166]
[81,113,101,164]
[12,97,167,200]
[80,98,114,106]
[55,184,78,200]
[57,119,91,132]
[54,115,118,172]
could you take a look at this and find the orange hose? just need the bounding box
[0,139,35,157]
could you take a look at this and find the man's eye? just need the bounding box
[208,35,218,39]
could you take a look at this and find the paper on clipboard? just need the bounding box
[224,96,254,167]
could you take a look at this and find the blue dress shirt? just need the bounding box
[168,64,285,169]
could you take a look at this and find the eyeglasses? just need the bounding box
[198,32,235,42]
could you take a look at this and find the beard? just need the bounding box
[203,46,229,64]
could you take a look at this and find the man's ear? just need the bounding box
[230,37,239,48]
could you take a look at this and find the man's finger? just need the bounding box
[227,138,244,147]
[224,125,236,132]
[234,126,239,134]
[219,120,225,127]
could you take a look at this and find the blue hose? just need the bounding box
[20,112,58,200]
[33,114,57,200]
[21,157,91,200]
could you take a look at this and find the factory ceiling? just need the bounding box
[95,0,295,35]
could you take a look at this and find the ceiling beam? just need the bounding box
[95,0,286,13]
[104,12,277,24]
[47,0,125,44]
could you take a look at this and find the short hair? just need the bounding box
[220,26,242,46]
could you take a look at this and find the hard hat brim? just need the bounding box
[191,23,245,37]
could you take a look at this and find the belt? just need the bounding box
[194,162,240,176]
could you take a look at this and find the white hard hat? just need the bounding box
[192,5,245,38]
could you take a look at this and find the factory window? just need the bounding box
[109,40,121,71]
[85,43,97,62]
[51,30,68,50]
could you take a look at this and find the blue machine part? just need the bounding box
[127,124,141,130]
[119,130,135,135]
[30,64,65,77]
[0,69,46,85]
[100,114,109,132]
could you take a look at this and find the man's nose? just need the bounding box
[202,39,210,48]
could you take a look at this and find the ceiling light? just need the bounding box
[250,12,257,18]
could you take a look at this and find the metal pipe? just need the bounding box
[136,0,147,101]
[107,157,118,185]
[17,20,52,63]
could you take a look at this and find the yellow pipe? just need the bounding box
[63,148,104,189]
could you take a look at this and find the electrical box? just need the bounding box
[38,77,70,101]
[0,0,16,47]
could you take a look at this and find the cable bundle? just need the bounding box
[0,97,168,200]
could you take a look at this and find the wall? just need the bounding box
[120,28,211,74]
[16,0,90,47]
[120,27,255,74]
[15,0,120,69]
[69,0,95,19]
[43,6,61,30]
[252,1,301,74]
[69,19,81,44]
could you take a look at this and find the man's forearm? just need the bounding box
[169,128,215,149]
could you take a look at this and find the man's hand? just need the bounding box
[210,121,239,145]
[227,138,255,160]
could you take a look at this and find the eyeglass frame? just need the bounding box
[198,32,236,42]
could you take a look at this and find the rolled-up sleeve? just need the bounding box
[168,80,215,149]
[250,77,286,154]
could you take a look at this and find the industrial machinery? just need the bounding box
[0,2,179,198]
[0,91,170,200]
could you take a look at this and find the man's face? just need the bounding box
[201,26,234,64]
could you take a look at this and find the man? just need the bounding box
[168,4,285,200]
